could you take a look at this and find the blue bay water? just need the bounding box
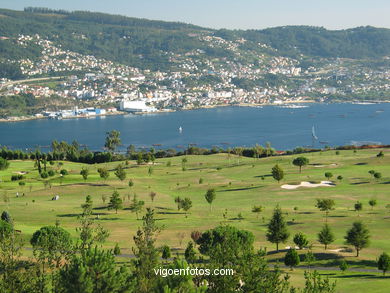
[1,103,389,151]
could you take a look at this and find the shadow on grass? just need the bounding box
[254,174,273,178]
[57,213,80,218]
[61,183,110,187]
[287,221,303,226]
[329,215,347,218]
[98,217,121,221]
[219,186,263,192]
[156,211,186,215]
[350,182,370,185]
[354,163,368,166]
[334,274,388,279]
[298,212,315,215]
[380,181,390,185]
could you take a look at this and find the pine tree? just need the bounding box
[318,224,335,250]
[266,206,289,251]
[108,190,123,214]
[271,164,284,183]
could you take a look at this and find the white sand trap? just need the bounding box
[281,181,335,190]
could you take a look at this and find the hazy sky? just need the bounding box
[1,0,390,30]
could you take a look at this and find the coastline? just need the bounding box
[0,99,386,123]
[0,111,126,123]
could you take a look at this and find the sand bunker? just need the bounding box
[281,181,335,190]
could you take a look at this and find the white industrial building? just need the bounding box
[119,100,156,113]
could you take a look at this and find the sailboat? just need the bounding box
[179,126,183,134]
[312,125,318,147]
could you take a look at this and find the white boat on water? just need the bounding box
[278,104,308,109]
[179,126,183,134]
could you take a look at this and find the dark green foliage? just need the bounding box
[354,201,363,213]
[0,158,9,170]
[11,174,24,181]
[266,206,289,251]
[161,244,171,261]
[184,241,196,264]
[339,260,349,272]
[0,211,12,224]
[48,170,55,177]
[204,188,216,211]
[113,243,121,255]
[369,199,377,209]
[104,130,121,153]
[316,199,335,219]
[108,190,123,213]
[302,270,336,293]
[324,172,333,180]
[80,167,89,181]
[345,221,370,257]
[318,224,335,250]
[284,248,300,269]
[271,164,284,183]
[293,232,309,249]
[292,157,309,173]
[58,246,133,293]
[378,252,390,276]
[60,169,68,175]
[114,164,126,181]
[196,225,254,264]
[30,225,73,268]
[132,208,161,293]
[97,167,110,180]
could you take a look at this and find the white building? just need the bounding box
[119,100,156,113]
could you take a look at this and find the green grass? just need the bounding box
[1,148,390,291]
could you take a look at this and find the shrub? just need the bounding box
[60,169,68,175]
[48,170,55,177]
[40,172,49,179]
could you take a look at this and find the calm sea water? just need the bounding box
[1,103,389,151]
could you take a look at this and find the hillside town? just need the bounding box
[1,34,390,120]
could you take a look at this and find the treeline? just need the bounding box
[0,205,337,293]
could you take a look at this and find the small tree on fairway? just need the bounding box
[80,168,89,182]
[128,179,134,188]
[251,205,263,219]
[180,197,192,214]
[374,172,382,181]
[378,252,390,276]
[113,243,121,255]
[318,224,335,250]
[129,194,145,220]
[108,191,123,214]
[161,245,171,263]
[114,164,126,181]
[97,168,109,181]
[369,199,377,210]
[293,232,309,249]
[337,175,343,181]
[354,201,363,215]
[148,166,153,176]
[345,221,370,257]
[368,170,376,178]
[149,191,156,204]
[184,241,196,264]
[271,164,284,183]
[316,199,335,221]
[324,172,333,181]
[377,151,384,158]
[339,260,348,273]
[174,196,182,210]
[292,157,309,173]
[205,188,216,211]
[266,206,289,252]
[284,249,300,270]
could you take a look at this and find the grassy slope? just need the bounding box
[1,148,390,291]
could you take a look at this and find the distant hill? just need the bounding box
[1,8,390,71]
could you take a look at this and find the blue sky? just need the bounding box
[1,0,390,30]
